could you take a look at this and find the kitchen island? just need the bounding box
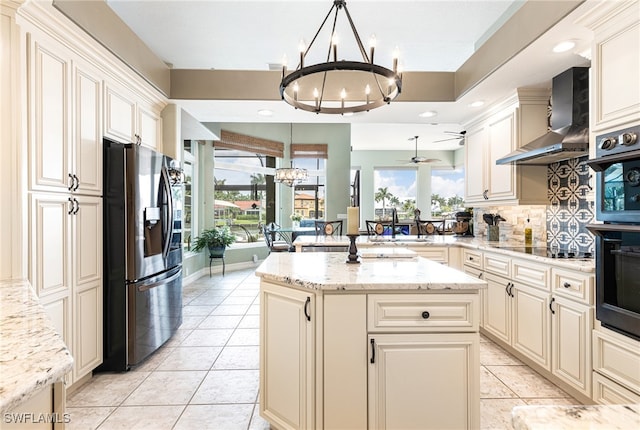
[255,252,486,430]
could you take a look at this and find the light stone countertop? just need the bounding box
[511,404,640,429]
[292,235,595,273]
[0,279,73,413]
[255,252,486,291]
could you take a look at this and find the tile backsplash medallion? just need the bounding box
[547,156,595,253]
[472,156,595,253]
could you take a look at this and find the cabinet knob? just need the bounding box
[563,282,571,288]
[421,311,430,319]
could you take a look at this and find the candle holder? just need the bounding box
[346,234,360,264]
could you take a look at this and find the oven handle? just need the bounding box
[587,149,640,172]
[610,250,640,258]
[586,224,640,235]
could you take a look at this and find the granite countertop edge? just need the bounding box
[0,279,74,414]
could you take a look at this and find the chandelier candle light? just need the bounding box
[279,0,402,115]
[346,206,360,264]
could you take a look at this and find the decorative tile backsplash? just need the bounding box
[471,156,595,252]
[547,156,595,253]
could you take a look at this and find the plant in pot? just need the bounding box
[191,226,236,257]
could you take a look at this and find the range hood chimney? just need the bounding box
[496,67,589,166]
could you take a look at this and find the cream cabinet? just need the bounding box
[579,1,640,131]
[27,33,102,196]
[104,80,163,150]
[260,281,315,430]
[368,332,478,430]
[29,193,102,385]
[259,281,481,430]
[464,89,549,206]
[592,328,640,402]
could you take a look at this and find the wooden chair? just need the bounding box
[314,220,343,236]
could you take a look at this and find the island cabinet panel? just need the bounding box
[483,272,512,344]
[323,294,367,430]
[260,282,315,430]
[368,333,479,430]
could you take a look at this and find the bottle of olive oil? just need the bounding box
[524,217,532,245]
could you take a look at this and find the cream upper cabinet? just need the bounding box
[104,80,163,150]
[464,89,549,206]
[579,1,640,131]
[27,32,102,196]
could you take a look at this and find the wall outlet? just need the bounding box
[252,254,258,263]
[337,213,347,219]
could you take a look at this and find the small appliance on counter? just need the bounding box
[452,211,474,236]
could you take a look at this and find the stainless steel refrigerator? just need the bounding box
[101,139,183,371]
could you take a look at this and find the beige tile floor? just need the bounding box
[66,268,577,429]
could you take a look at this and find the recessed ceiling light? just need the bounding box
[419,110,437,118]
[552,40,576,53]
[257,109,273,117]
[468,101,485,108]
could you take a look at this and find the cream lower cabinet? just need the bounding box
[260,282,315,430]
[260,282,480,430]
[29,192,103,386]
[368,332,478,430]
[482,255,551,370]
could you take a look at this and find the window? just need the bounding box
[373,168,417,220]
[183,140,197,251]
[293,157,325,222]
[214,147,273,243]
[431,167,465,217]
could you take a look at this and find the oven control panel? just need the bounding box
[596,125,640,158]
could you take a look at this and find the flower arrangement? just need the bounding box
[290,213,302,222]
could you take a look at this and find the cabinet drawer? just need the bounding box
[463,249,483,270]
[368,294,479,333]
[592,372,640,404]
[483,253,510,277]
[593,329,640,394]
[552,268,594,304]
[512,259,549,291]
[414,247,448,264]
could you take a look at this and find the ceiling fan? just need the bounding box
[433,130,467,145]
[401,136,441,164]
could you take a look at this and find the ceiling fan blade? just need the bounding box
[432,137,460,143]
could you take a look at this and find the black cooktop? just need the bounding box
[494,246,593,260]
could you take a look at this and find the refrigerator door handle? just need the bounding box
[160,166,174,261]
[136,267,182,292]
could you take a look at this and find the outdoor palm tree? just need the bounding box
[374,187,394,220]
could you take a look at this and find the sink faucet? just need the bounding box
[391,208,397,239]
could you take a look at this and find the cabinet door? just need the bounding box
[74,281,102,379]
[512,284,550,370]
[260,282,314,430]
[104,82,136,143]
[487,111,516,200]
[29,193,71,299]
[72,60,102,195]
[72,196,102,288]
[29,36,71,192]
[41,294,72,386]
[551,296,592,396]
[368,333,479,430]
[138,104,162,150]
[482,273,511,344]
[464,126,488,202]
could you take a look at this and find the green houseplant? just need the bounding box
[191,226,236,256]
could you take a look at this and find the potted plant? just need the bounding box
[191,226,236,257]
[290,213,302,228]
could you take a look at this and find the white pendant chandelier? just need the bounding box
[275,124,308,187]
[279,0,402,115]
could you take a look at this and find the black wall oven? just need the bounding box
[588,125,640,340]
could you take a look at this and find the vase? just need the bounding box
[208,245,226,258]
[292,221,300,229]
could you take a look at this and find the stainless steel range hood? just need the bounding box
[496,67,589,166]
